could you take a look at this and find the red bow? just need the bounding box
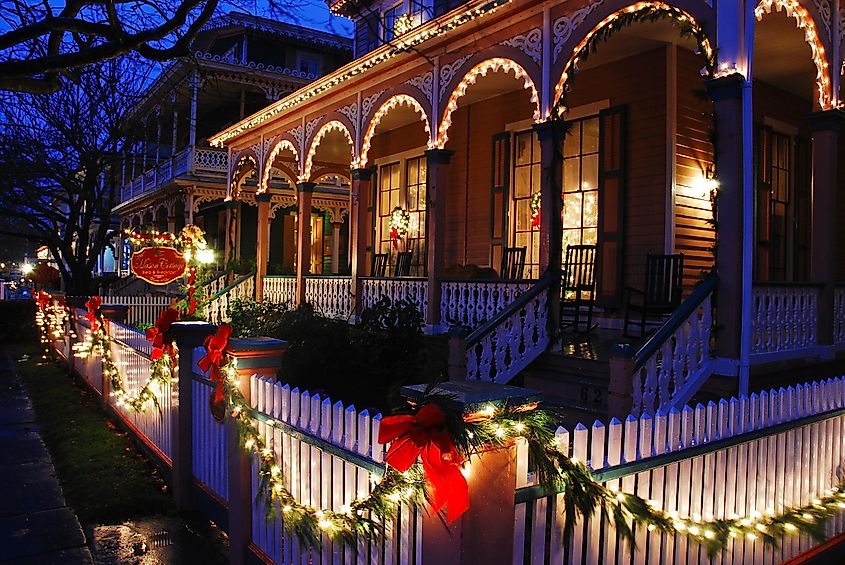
[378,403,469,523]
[531,207,541,228]
[36,291,51,311]
[198,324,232,403]
[145,307,179,360]
[390,226,400,249]
[85,296,102,332]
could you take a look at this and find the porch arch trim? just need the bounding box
[261,138,300,193]
[302,120,355,183]
[359,94,434,168]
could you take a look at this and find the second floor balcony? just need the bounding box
[119,146,229,203]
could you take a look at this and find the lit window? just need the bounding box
[511,130,541,278]
[561,117,600,253]
[382,3,406,42]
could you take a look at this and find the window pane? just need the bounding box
[514,167,531,198]
[582,118,599,154]
[563,159,580,192]
[564,124,581,157]
[563,193,582,229]
[581,154,598,192]
[515,133,531,165]
[583,190,598,228]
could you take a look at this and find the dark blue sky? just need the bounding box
[242,0,353,37]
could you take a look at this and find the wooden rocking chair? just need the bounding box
[623,253,684,337]
[500,246,527,279]
[393,250,413,277]
[371,253,388,277]
[559,244,597,333]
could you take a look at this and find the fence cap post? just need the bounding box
[100,304,129,323]
[226,336,288,380]
[171,321,217,348]
[401,381,542,414]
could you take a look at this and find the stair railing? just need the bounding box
[204,270,256,324]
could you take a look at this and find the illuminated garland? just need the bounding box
[358,95,433,168]
[301,121,355,182]
[72,313,175,413]
[219,359,845,553]
[388,207,410,249]
[530,191,541,228]
[35,291,70,349]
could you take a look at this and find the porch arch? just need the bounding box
[359,94,433,168]
[261,138,299,192]
[437,57,541,147]
[302,120,355,182]
[754,0,834,109]
[551,2,715,115]
[229,154,257,200]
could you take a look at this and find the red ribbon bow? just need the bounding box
[145,307,179,360]
[389,226,400,249]
[378,403,469,523]
[198,324,232,404]
[186,267,197,315]
[36,291,51,311]
[85,296,102,332]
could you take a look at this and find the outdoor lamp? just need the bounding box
[197,248,215,264]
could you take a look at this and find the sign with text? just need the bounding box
[130,247,187,285]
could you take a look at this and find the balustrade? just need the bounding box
[361,277,428,318]
[264,276,297,306]
[304,276,352,320]
[750,283,819,357]
[205,272,255,325]
[441,279,532,329]
[193,147,228,172]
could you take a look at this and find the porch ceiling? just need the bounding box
[578,19,700,70]
[753,10,815,103]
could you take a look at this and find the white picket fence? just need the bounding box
[516,377,845,564]
[102,296,174,327]
[248,375,420,565]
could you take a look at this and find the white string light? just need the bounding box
[358,94,434,168]
[301,121,355,182]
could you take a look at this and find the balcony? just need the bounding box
[119,146,228,203]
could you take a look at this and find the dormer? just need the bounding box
[331,0,461,57]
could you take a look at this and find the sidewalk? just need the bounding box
[0,351,93,564]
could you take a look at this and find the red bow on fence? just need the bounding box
[378,403,469,523]
[145,307,179,360]
[198,324,232,405]
[85,296,102,332]
[36,291,51,311]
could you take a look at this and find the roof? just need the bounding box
[200,12,353,51]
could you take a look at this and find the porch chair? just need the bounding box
[623,253,685,337]
[501,246,527,279]
[559,244,598,333]
[393,250,413,277]
[371,253,388,277]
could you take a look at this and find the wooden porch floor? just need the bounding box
[555,327,641,363]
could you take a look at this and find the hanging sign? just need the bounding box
[130,247,187,285]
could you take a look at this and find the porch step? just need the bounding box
[522,352,611,428]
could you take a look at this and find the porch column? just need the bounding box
[425,149,454,331]
[155,107,162,165]
[330,219,343,274]
[171,91,179,156]
[255,193,272,302]
[224,201,237,269]
[350,168,373,319]
[534,121,564,331]
[705,74,750,374]
[295,183,315,306]
[808,110,845,346]
[167,215,177,234]
[188,72,199,148]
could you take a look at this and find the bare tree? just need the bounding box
[0,58,150,294]
[0,0,219,93]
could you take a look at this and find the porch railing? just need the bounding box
[631,272,716,416]
[204,270,255,325]
[119,145,227,203]
[264,275,296,306]
[441,279,533,328]
[304,276,352,320]
[750,282,821,360]
[465,275,552,383]
[360,277,428,319]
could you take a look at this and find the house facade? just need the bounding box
[204,0,845,415]
[112,12,353,278]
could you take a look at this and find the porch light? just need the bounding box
[691,176,719,199]
[197,248,215,264]
[21,263,34,276]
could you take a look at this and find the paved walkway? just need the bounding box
[0,351,93,564]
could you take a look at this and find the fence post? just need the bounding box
[402,381,541,564]
[170,321,216,510]
[225,337,288,565]
[608,343,635,419]
[99,304,129,407]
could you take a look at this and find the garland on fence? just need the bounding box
[215,351,845,555]
[71,300,177,413]
[35,290,69,348]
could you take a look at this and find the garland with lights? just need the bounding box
[388,207,410,250]
[35,290,69,350]
[215,353,845,554]
[530,192,541,228]
[72,303,178,413]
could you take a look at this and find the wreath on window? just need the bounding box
[530,192,541,228]
[389,206,410,249]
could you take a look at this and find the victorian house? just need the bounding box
[206,0,845,420]
[112,12,353,279]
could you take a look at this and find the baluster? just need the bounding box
[686,309,700,384]
[673,322,687,395]
[659,340,673,411]
[643,356,658,416]
[631,367,643,417]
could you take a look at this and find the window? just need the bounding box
[382,3,405,42]
[769,132,790,281]
[561,117,600,253]
[376,156,427,276]
[511,130,541,278]
[297,53,322,77]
